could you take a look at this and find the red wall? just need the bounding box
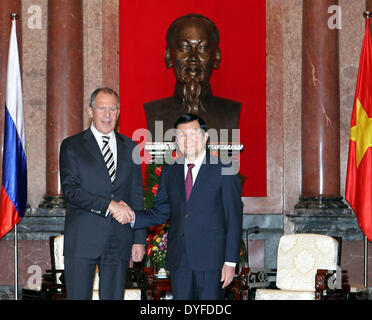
[119,0,266,196]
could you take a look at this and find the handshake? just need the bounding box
[108,200,135,224]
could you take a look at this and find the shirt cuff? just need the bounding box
[224,262,236,267]
[130,214,136,228]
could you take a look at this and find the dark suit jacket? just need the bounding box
[59,128,146,260]
[144,85,241,142]
[133,154,243,271]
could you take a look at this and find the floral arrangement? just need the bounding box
[143,163,168,270]
[145,221,169,270]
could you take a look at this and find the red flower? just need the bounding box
[155,225,164,233]
[147,244,154,256]
[155,166,162,176]
[210,150,219,157]
[172,150,181,160]
[152,184,159,195]
[148,225,157,232]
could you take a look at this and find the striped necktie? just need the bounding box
[102,135,116,183]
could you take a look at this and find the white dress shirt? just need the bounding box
[90,123,117,216]
[184,150,206,183]
[90,123,117,170]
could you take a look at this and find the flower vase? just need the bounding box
[155,267,169,279]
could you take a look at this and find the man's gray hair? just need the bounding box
[89,87,120,109]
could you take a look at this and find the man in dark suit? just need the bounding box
[144,13,241,142]
[126,113,243,300]
[59,87,146,300]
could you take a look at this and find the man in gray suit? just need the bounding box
[59,87,146,300]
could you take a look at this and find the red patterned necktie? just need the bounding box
[185,163,195,201]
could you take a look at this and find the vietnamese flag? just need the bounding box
[345,17,372,241]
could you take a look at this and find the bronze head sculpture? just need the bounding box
[165,14,221,113]
[144,13,241,142]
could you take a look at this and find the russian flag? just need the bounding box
[0,19,27,239]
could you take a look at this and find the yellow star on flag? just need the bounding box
[350,98,372,167]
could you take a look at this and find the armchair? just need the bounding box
[255,233,350,300]
[41,234,141,300]
[41,235,65,299]
[92,268,142,300]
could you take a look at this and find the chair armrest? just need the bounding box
[126,267,148,291]
[143,267,155,288]
[225,267,277,300]
[244,267,277,289]
[45,269,64,273]
[315,268,350,300]
[42,270,65,286]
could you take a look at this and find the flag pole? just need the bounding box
[364,235,368,288]
[362,10,371,289]
[10,12,19,301]
[14,224,18,300]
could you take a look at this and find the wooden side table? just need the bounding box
[143,267,172,300]
[153,278,172,300]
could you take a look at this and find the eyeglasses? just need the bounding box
[95,106,119,113]
[176,129,203,139]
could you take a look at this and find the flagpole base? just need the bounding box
[39,196,65,209]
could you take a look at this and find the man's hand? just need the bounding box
[220,264,235,288]
[131,244,145,262]
[108,200,134,224]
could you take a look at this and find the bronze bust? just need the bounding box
[144,13,241,142]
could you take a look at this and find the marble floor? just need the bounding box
[0,285,371,300]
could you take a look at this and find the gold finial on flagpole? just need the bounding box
[363,11,372,18]
[10,13,19,20]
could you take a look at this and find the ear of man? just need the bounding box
[213,48,221,69]
[165,47,173,69]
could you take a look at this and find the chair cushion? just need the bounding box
[276,234,338,291]
[93,266,99,290]
[124,289,142,300]
[92,290,99,300]
[53,235,64,284]
[92,289,141,300]
[92,267,141,299]
[255,288,315,300]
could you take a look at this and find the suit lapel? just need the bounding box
[188,154,211,202]
[115,131,127,182]
[83,129,105,164]
[174,157,187,202]
[83,129,127,184]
